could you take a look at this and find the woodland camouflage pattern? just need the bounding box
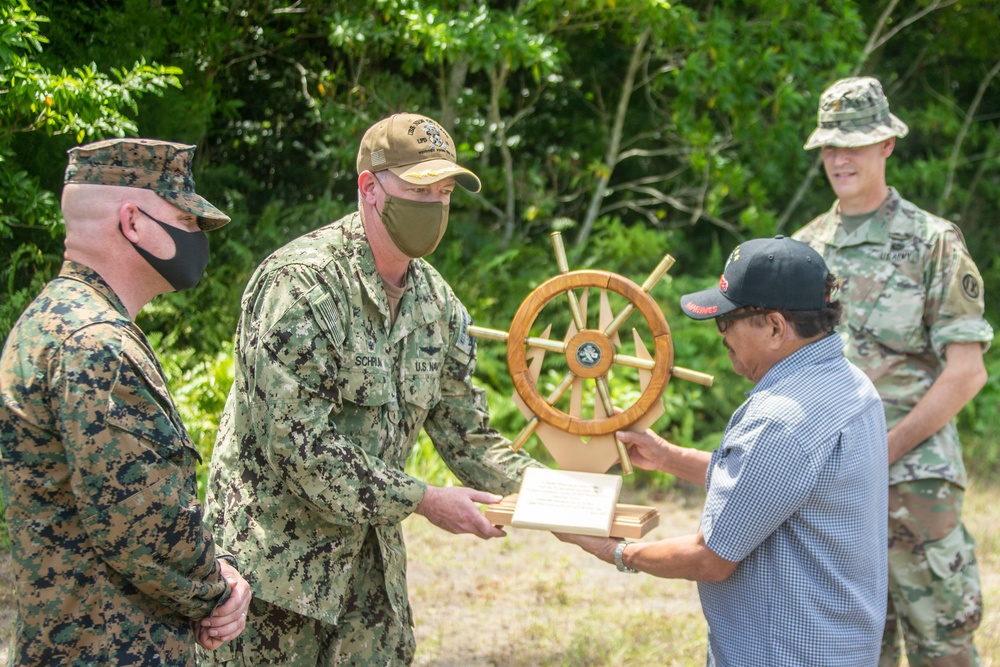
[794,187,992,487]
[64,137,230,230]
[203,212,537,662]
[0,262,231,667]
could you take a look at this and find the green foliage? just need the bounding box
[2,0,999,527]
[2,56,182,143]
[405,435,462,489]
[159,346,235,501]
[0,1,182,143]
[0,0,184,346]
[959,343,1000,474]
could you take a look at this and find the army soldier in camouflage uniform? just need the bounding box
[793,77,992,667]
[202,112,539,666]
[0,139,252,666]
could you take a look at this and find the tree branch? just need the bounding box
[941,58,1000,209]
[867,0,958,56]
[574,26,650,253]
[777,0,957,231]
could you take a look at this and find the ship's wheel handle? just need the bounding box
[506,269,673,437]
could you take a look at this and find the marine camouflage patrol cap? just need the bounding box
[64,138,231,230]
[357,113,481,192]
[803,77,909,150]
[680,236,829,320]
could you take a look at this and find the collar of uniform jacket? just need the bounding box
[56,260,131,319]
[346,212,440,345]
[823,186,904,249]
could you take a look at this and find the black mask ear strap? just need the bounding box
[121,208,210,291]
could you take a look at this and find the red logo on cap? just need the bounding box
[719,274,729,292]
[685,302,719,315]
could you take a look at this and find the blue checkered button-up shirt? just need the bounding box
[699,334,888,666]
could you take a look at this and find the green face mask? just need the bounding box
[375,183,450,258]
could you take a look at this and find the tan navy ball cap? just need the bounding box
[804,77,909,151]
[64,138,231,231]
[356,113,481,193]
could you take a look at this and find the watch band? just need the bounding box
[614,540,638,573]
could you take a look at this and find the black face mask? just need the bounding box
[125,208,210,291]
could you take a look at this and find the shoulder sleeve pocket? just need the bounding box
[105,348,197,462]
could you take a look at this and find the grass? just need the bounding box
[401,484,707,666]
[964,473,1000,663]
[1,474,999,665]
[403,472,1000,666]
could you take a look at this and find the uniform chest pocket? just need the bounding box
[400,368,441,410]
[847,263,925,354]
[338,363,393,407]
[398,320,447,410]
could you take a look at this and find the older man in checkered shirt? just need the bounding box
[561,236,888,666]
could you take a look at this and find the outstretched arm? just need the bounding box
[617,428,712,488]
[556,529,739,582]
[414,485,506,539]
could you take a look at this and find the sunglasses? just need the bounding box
[715,308,764,334]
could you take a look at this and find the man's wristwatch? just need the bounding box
[614,540,638,573]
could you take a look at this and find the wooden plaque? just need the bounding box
[486,494,660,539]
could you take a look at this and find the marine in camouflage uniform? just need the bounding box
[793,78,992,667]
[202,114,539,666]
[0,139,251,666]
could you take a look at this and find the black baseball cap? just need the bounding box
[680,236,829,320]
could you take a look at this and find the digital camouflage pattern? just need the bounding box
[64,138,230,230]
[208,533,414,666]
[203,212,538,664]
[0,262,231,667]
[793,187,993,487]
[882,480,982,667]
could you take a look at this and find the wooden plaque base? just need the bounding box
[485,493,660,539]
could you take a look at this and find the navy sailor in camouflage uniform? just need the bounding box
[0,138,252,666]
[201,112,540,666]
[793,77,992,667]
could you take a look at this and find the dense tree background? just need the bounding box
[2,0,998,506]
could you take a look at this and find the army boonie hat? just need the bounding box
[680,236,829,320]
[804,77,909,150]
[64,138,231,230]
[356,113,481,192]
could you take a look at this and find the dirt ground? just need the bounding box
[0,491,706,666]
[403,489,708,666]
[2,480,996,666]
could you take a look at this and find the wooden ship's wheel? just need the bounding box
[471,232,713,476]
